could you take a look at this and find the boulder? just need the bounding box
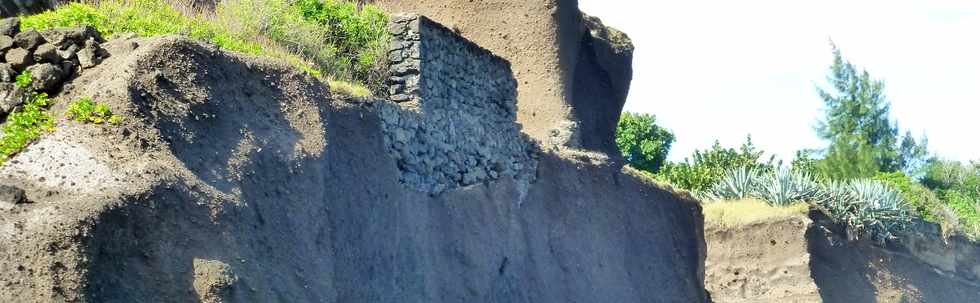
[0,184,25,211]
[33,43,60,63]
[3,47,32,70]
[77,44,102,68]
[0,63,15,82]
[0,83,27,114]
[0,35,13,52]
[14,29,45,51]
[26,63,66,92]
[41,26,103,47]
[0,17,18,36]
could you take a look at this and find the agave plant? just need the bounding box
[813,179,912,242]
[755,168,821,206]
[701,167,763,201]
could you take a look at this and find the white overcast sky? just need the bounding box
[578,0,979,162]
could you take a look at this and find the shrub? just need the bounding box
[873,171,943,222]
[660,136,775,193]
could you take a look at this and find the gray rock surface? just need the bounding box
[0,36,708,302]
[26,63,65,92]
[0,83,26,114]
[33,43,59,63]
[0,35,13,52]
[14,29,45,51]
[0,63,15,82]
[0,1,58,18]
[0,184,25,210]
[0,17,18,36]
[4,47,32,70]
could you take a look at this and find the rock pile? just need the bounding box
[0,17,108,117]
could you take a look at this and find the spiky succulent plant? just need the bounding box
[702,167,762,201]
[755,168,822,206]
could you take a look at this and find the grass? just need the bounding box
[20,0,385,97]
[703,198,809,228]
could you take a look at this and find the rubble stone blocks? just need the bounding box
[380,14,538,194]
[0,17,107,118]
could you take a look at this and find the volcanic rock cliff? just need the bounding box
[0,5,710,302]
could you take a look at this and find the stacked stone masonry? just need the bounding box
[0,17,108,118]
[381,14,538,194]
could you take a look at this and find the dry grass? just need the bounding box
[703,198,809,228]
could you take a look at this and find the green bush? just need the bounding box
[919,160,980,239]
[615,112,675,174]
[660,136,775,193]
[873,171,943,222]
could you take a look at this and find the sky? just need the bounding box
[578,0,979,163]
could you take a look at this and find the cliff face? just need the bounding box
[374,0,633,153]
[705,211,980,303]
[0,15,709,302]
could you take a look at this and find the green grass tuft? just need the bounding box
[66,97,123,125]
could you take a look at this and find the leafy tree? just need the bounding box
[897,130,929,176]
[814,42,928,177]
[615,112,675,173]
[660,136,775,192]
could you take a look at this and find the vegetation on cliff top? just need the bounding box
[618,42,978,241]
[20,0,389,96]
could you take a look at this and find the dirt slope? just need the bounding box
[0,36,708,302]
[706,210,980,302]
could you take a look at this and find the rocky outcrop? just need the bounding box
[0,31,708,302]
[374,0,634,154]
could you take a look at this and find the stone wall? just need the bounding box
[379,14,537,194]
[374,0,634,155]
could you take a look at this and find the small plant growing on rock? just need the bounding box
[66,97,122,124]
[14,70,32,89]
[0,92,55,165]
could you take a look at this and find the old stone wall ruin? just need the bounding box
[380,14,537,194]
[375,0,633,154]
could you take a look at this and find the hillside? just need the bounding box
[0,1,710,301]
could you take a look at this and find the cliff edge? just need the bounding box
[0,20,708,302]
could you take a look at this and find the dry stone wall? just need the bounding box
[0,17,108,118]
[380,14,537,194]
